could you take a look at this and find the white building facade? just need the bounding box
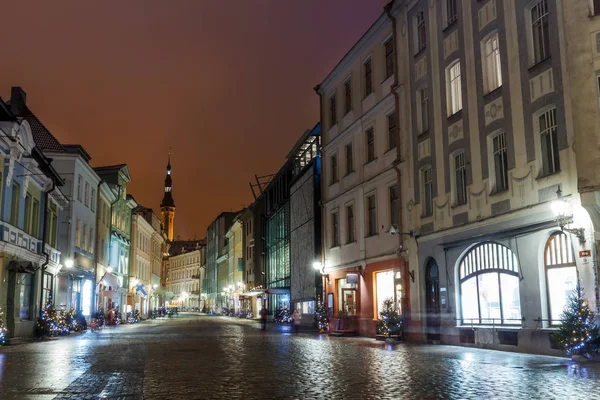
[166,248,202,310]
[130,208,154,317]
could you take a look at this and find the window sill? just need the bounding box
[536,170,561,181]
[420,213,433,219]
[528,55,551,72]
[344,170,355,178]
[329,180,339,187]
[417,129,429,138]
[458,325,522,330]
[384,146,397,155]
[344,241,356,247]
[442,19,458,33]
[364,159,377,167]
[483,85,502,100]
[447,109,462,124]
[489,187,509,197]
[414,46,426,58]
[330,245,341,250]
[451,202,468,209]
[363,92,374,101]
[365,233,379,239]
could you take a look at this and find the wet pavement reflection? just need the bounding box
[0,313,599,399]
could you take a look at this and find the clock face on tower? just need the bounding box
[165,187,172,192]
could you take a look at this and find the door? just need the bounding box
[425,259,441,341]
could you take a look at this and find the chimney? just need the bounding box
[10,87,26,117]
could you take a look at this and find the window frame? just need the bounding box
[481,31,502,94]
[332,211,340,248]
[529,0,550,65]
[346,204,355,243]
[416,11,426,52]
[535,106,560,177]
[77,175,83,202]
[364,58,373,97]
[387,112,397,151]
[458,242,522,326]
[491,131,509,193]
[330,153,338,184]
[366,128,376,164]
[453,151,468,206]
[344,78,352,114]
[389,185,398,227]
[10,181,20,227]
[446,60,462,116]
[421,166,433,217]
[544,232,578,326]
[345,143,354,176]
[418,86,429,133]
[329,93,337,128]
[445,0,458,27]
[384,37,394,79]
[366,194,377,237]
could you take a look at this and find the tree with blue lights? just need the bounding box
[553,284,599,357]
[314,296,329,332]
[0,308,8,345]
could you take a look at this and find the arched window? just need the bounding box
[545,232,578,325]
[459,242,521,325]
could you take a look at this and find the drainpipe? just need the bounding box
[313,84,326,310]
[91,180,102,316]
[38,180,56,314]
[385,2,410,322]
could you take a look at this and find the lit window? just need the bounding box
[539,108,560,176]
[482,33,502,93]
[454,152,467,205]
[446,61,462,115]
[531,0,550,64]
[375,270,395,318]
[459,242,522,325]
[545,232,578,325]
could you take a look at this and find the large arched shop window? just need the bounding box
[459,242,522,325]
[545,232,578,325]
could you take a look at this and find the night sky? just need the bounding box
[0,0,388,239]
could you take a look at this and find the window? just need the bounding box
[367,195,377,236]
[330,94,337,127]
[446,61,462,115]
[595,0,600,16]
[539,108,559,176]
[545,232,578,325]
[331,154,338,184]
[492,132,508,192]
[459,242,521,325]
[91,189,96,212]
[347,205,355,243]
[42,272,52,306]
[346,143,354,175]
[384,38,394,79]
[445,0,457,26]
[482,33,502,93]
[390,185,398,226]
[454,152,467,205]
[332,212,339,247]
[338,278,357,316]
[75,219,81,248]
[366,128,375,163]
[531,0,550,64]
[375,270,395,319]
[89,229,94,254]
[364,59,373,96]
[416,11,426,52]
[84,182,90,207]
[422,167,433,217]
[77,175,83,202]
[388,113,397,151]
[344,79,352,114]
[10,182,19,226]
[24,193,32,235]
[418,87,429,133]
[19,273,33,320]
[46,203,58,248]
[32,199,40,238]
[83,224,88,252]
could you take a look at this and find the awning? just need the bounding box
[8,261,36,274]
[266,287,290,295]
[242,290,265,297]
[100,272,121,291]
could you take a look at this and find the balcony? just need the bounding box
[44,243,61,264]
[191,290,200,295]
[191,275,200,279]
[0,221,41,255]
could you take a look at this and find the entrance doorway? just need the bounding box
[425,259,440,341]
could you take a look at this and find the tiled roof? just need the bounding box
[20,106,64,152]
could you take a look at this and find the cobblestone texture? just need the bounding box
[0,314,599,399]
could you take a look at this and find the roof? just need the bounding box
[19,105,65,152]
[62,144,92,162]
[0,98,16,122]
[285,122,320,160]
[93,164,127,173]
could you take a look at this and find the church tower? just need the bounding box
[160,153,175,242]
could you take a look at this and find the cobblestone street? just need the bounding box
[0,313,600,399]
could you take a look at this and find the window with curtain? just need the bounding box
[446,61,462,115]
[482,32,502,93]
[545,232,578,325]
[459,242,521,325]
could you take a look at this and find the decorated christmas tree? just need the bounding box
[274,305,291,324]
[553,284,600,357]
[66,308,79,331]
[36,296,60,337]
[376,297,402,337]
[314,296,329,332]
[0,307,8,345]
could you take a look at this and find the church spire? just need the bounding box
[160,150,175,241]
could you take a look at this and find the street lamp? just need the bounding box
[106,266,113,274]
[552,188,586,242]
[64,258,74,268]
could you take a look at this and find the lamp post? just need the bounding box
[552,188,586,242]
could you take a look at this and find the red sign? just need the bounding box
[579,250,591,257]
